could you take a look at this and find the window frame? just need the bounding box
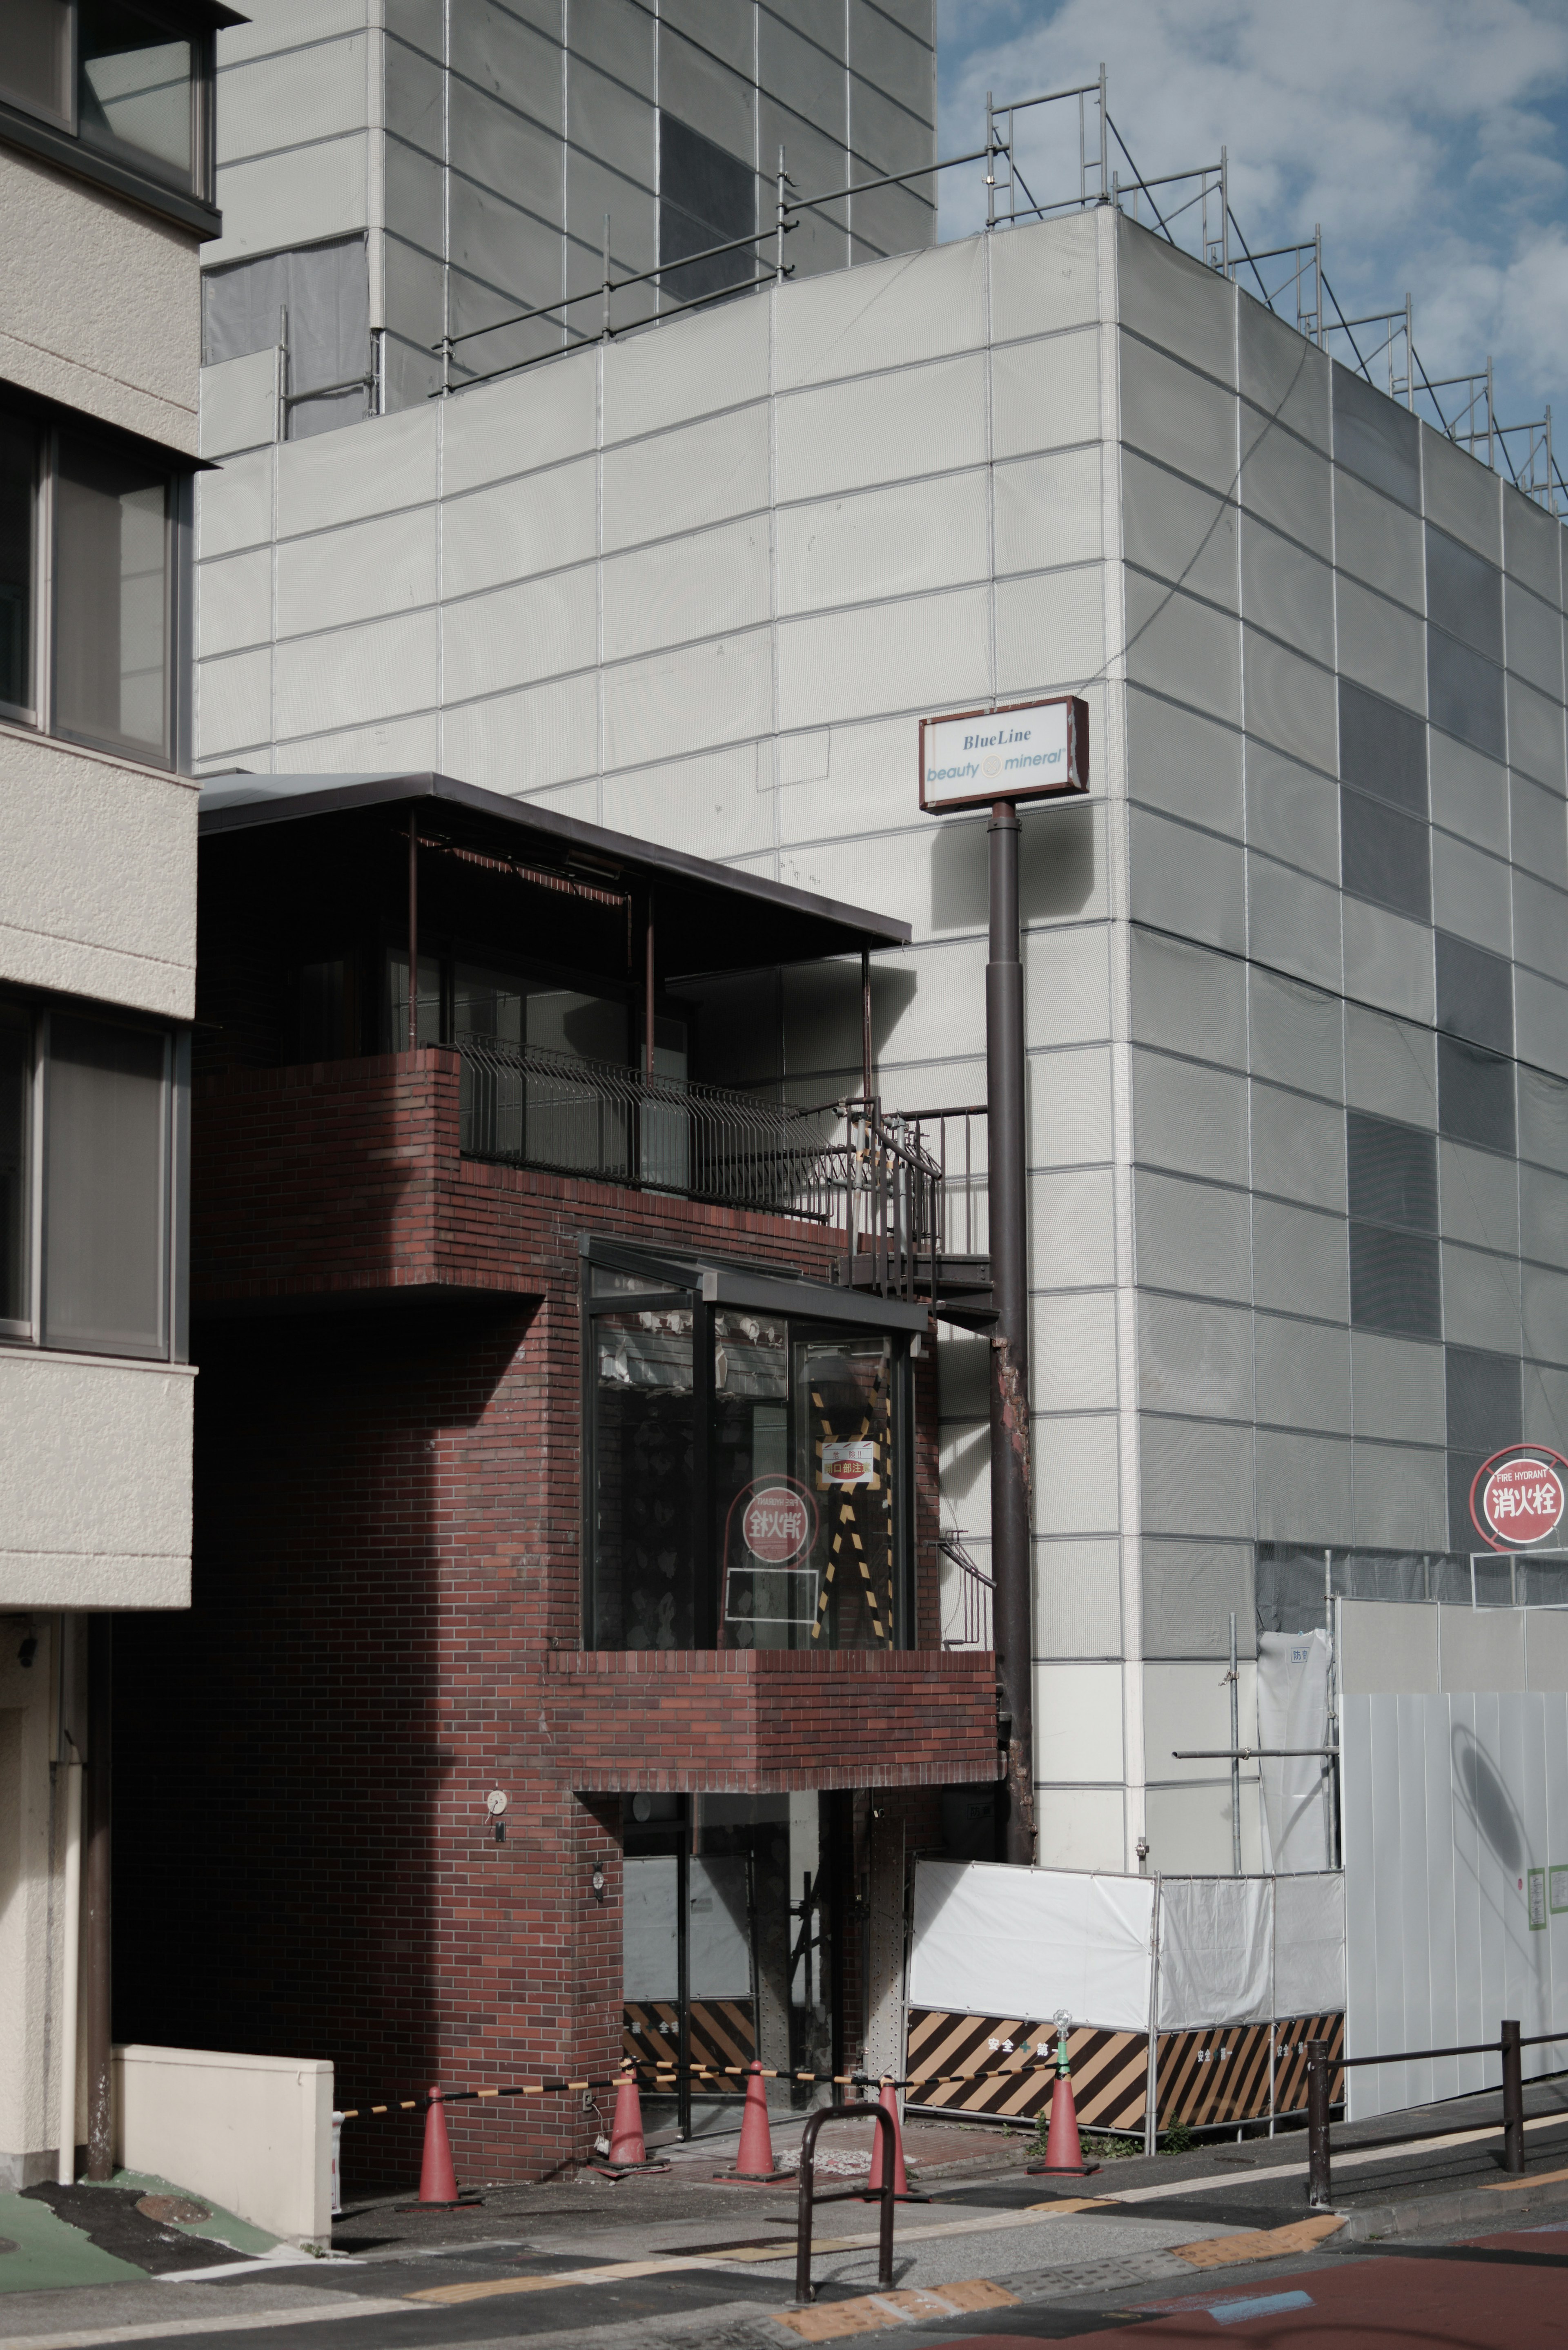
[0,397,186,773]
[0,0,221,226]
[580,1261,915,1654]
[0,990,189,1364]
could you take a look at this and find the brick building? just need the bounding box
[113,771,999,2181]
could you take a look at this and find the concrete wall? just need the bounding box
[205,0,936,415]
[0,730,200,1023]
[114,2044,335,2244]
[0,145,201,458]
[0,1353,194,1610]
[0,1624,59,2188]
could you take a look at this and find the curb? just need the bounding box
[1336,2173,1568,2243]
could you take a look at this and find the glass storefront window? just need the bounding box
[588,1281,910,1652]
[590,1305,696,1649]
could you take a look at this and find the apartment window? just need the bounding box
[0,996,186,1360]
[0,404,179,763]
[1347,1108,1441,1339]
[658,112,756,304]
[1,0,214,204]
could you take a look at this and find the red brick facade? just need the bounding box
[113,1049,996,2185]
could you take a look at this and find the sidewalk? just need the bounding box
[2,2084,1566,2348]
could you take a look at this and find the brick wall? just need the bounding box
[111,1054,996,2185]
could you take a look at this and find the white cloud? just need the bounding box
[936,0,1568,421]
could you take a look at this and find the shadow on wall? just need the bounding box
[1451,1721,1525,1877]
[113,1300,528,2185]
[929,802,1099,934]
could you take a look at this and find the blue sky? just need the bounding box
[934,0,1568,473]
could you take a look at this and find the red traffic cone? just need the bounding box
[590,2067,670,2177]
[1027,2073,1099,2177]
[715,2061,790,2183]
[864,2076,932,2204]
[399,2085,481,2210]
[609,2069,647,2165]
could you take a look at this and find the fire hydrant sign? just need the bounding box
[821,1438,876,1489]
[918,694,1089,814]
[1471,1447,1568,1549]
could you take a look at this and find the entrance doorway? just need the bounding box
[621,1794,840,2140]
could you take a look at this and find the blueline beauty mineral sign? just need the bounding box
[918,693,1089,814]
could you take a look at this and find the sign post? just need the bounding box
[918,693,1088,1868]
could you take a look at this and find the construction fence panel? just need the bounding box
[1341,1688,1568,2120]
[904,1859,1346,2137]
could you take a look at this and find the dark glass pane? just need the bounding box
[78,0,194,189]
[1438,1032,1515,1154]
[658,111,755,302]
[1349,1220,1441,1338]
[590,1306,695,1648]
[53,431,169,759]
[1332,364,1420,509]
[0,1004,30,1326]
[0,413,37,714]
[43,1014,167,1355]
[1435,930,1512,1056]
[1426,524,1502,662]
[1347,1110,1438,1232]
[1340,786,1430,920]
[0,0,70,121]
[1339,678,1427,813]
[1428,626,1506,760]
[1446,1344,1521,1456]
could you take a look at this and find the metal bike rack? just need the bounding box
[794,2103,897,2305]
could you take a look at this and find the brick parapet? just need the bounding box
[546,1646,999,1793]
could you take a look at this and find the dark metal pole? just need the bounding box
[406,809,419,1051]
[861,944,872,1104]
[1306,2040,1332,2208]
[1501,2018,1524,2173]
[84,1616,112,2182]
[644,893,656,1079]
[987,801,1033,1865]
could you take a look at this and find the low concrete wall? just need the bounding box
[112,2044,333,2245]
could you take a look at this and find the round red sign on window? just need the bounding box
[742,1483,813,1565]
[1470,1447,1568,1550]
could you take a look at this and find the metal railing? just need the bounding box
[1305,2019,1567,2209]
[456,1046,989,1311]
[939,1530,995,1650]
[459,1034,838,1215]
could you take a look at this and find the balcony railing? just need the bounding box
[456,1037,992,1314]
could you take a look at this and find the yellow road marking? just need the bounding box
[1172,2215,1345,2268]
[1483,2161,1568,2192]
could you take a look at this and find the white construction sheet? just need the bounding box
[1274,1872,1346,2015]
[1156,1876,1272,2028]
[1257,1630,1334,1873]
[909,1860,1154,2033]
[1343,1689,1568,2120]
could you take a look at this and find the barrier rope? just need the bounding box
[337,2059,1078,2119]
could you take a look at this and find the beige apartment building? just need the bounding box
[0,0,232,2189]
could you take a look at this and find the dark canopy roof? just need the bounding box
[198,770,909,979]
